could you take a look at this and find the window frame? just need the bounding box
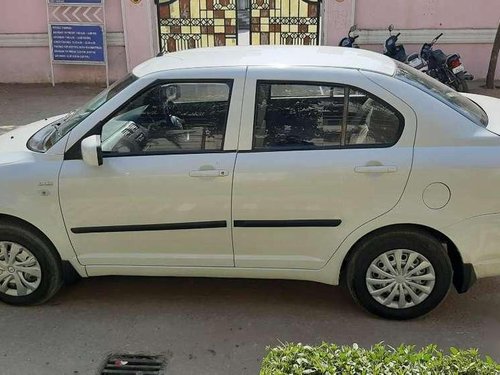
[250,80,405,152]
[65,78,234,160]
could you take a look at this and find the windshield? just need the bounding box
[395,62,488,127]
[28,73,137,152]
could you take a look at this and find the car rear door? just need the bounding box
[232,66,416,269]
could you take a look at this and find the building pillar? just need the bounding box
[121,0,159,71]
[323,0,354,47]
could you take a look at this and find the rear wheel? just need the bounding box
[0,224,63,305]
[454,75,469,92]
[346,229,452,320]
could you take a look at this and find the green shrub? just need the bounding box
[260,343,500,375]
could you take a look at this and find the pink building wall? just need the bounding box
[354,0,499,29]
[0,0,129,83]
[0,0,498,83]
[324,0,500,78]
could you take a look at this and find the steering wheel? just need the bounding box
[110,122,145,154]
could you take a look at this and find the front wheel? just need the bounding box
[0,223,63,305]
[346,229,453,320]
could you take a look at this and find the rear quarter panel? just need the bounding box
[323,71,500,283]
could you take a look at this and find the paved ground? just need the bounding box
[0,83,102,134]
[0,277,499,374]
[0,81,499,374]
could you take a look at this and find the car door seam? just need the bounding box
[229,66,249,267]
[57,134,87,268]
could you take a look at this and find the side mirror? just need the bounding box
[349,24,357,33]
[388,24,394,33]
[81,135,103,167]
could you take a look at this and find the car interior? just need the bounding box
[101,82,231,154]
[253,83,402,149]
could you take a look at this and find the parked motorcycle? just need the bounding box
[341,24,473,92]
[383,25,427,70]
[419,33,474,92]
[339,25,359,48]
[383,25,407,62]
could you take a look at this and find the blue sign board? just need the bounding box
[49,0,103,4]
[50,24,105,64]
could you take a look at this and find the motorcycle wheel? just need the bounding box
[454,76,469,93]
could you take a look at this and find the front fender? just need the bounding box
[0,153,86,276]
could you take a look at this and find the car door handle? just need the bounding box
[354,165,398,173]
[189,169,229,177]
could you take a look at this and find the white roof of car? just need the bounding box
[133,46,397,77]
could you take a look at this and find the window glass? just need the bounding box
[395,62,488,127]
[346,89,402,146]
[253,83,345,149]
[28,74,137,153]
[253,82,403,150]
[100,81,231,154]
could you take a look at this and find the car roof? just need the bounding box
[132,46,397,77]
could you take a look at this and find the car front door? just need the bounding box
[232,67,416,269]
[59,68,245,267]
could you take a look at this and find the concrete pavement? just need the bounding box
[0,277,499,374]
[0,81,499,374]
[0,83,102,135]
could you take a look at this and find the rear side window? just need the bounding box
[395,62,488,127]
[346,89,402,146]
[253,81,403,150]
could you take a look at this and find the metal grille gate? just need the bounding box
[157,0,321,53]
[250,0,321,46]
[158,0,238,53]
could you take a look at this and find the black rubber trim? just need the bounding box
[97,143,103,166]
[233,219,341,228]
[71,220,227,234]
[101,149,237,158]
[454,262,477,294]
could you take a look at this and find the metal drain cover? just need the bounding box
[100,354,166,375]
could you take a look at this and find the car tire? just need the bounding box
[346,228,452,320]
[0,223,63,305]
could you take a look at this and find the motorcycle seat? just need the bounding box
[431,49,447,65]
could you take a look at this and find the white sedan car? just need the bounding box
[0,46,499,319]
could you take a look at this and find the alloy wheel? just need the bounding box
[365,249,436,309]
[0,241,42,296]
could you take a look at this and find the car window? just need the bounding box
[253,81,403,150]
[28,74,137,153]
[100,81,231,155]
[253,83,345,149]
[395,62,488,127]
[346,89,402,146]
